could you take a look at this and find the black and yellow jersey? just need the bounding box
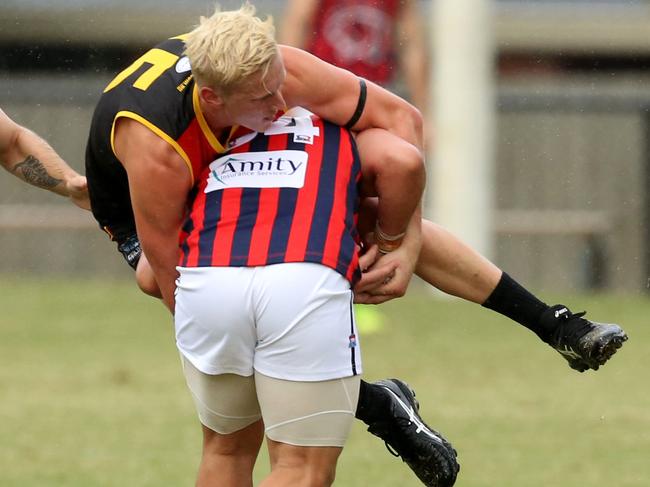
[84,35,240,243]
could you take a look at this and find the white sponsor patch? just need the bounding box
[264,114,320,145]
[205,150,308,192]
[226,110,321,150]
[175,56,191,73]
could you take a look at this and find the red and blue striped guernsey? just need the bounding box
[179,111,363,285]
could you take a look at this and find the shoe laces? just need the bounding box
[553,310,591,344]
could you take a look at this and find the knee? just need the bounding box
[197,425,261,487]
[368,142,425,205]
[269,444,340,487]
[302,463,338,487]
[388,142,426,191]
[202,423,263,461]
[273,460,337,487]
[312,466,337,487]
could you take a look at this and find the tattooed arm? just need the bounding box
[0,108,89,209]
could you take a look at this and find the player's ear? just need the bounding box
[199,86,225,109]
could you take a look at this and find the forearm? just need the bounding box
[131,194,186,312]
[353,205,422,304]
[138,233,180,312]
[6,126,80,197]
[401,205,423,263]
[415,219,501,303]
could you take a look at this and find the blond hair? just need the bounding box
[184,3,277,94]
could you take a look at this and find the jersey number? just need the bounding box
[104,49,179,93]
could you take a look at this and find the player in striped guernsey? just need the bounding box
[171,107,456,487]
[179,113,362,282]
[174,111,366,483]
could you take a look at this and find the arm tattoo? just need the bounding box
[12,155,63,189]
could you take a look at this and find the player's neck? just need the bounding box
[198,96,232,134]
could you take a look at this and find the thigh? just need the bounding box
[181,355,262,434]
[175,266,257,376]
[252,263,362,381]
[256,372,360,447]
[354,128,420,197]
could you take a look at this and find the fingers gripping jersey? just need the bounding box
[179,115,363,285]
[85,35,240,242]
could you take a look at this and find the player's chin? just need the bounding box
[245,119,272,133]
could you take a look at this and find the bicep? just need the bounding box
[281,46,423,148]
[281,46,361,126]
[114,118,191,231]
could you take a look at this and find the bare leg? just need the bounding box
[260,439,342,487]
[355,199,500,304]
[416,219,501,303]
[197,421,264,487]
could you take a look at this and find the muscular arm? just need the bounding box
[279,46,425,300]
[113,118,192,312]
[355,204,423,304]
[280,45,424,150]
[0,109,89,209]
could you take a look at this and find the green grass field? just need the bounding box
[1,277,648,486]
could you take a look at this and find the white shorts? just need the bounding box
[174,263,362,381]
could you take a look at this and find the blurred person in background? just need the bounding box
[281,0,429,119]
[0,108,89,209]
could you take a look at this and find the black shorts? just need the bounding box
[97,220,142,271]
[111,231,142,271]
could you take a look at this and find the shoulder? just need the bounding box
[279,45,311,73]
[279,45,358,111]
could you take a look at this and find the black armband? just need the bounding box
[344,78,367,130]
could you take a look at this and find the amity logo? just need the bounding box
[205,150,308,192]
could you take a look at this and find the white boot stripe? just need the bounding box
[383,387,444,444]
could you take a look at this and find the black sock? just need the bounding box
[482,272,550,340]
[355,379,391,424]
